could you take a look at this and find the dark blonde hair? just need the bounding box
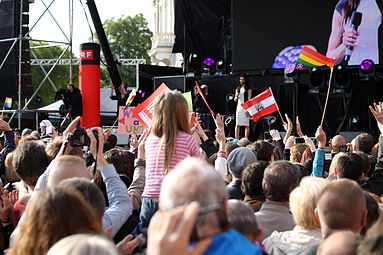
[45,136,63,161]
[18,135,38,145]
[151,91,190,169]
[290,144,309,163]
[8,187,102,255]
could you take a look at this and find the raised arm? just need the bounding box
[214,114,228,178]
[362,103,383,196]
[88,128,132,237]
[0,119,15,176]
[311,126,326,177]
[128,131,147,210]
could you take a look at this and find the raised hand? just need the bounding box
[283,114,293,132]
[296,116,304,137]
[369,102,383,127]
[87,127,107,167]
[285,136,296,150]
[269,129,281,141]
[215,114,226,151]
[137,130,148,160]
[303,135,316,152]
[116,234,139,255]
[147,202,211,255]
[315,126,327,149]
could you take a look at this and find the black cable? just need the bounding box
[78,0,94,42]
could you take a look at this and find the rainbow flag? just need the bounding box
[4,97,12,108]
[297,46,334,70]
[125,88,136,107]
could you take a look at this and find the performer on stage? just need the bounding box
[234,75,252,139]
[326,0,382,65]
[193,84,211,130]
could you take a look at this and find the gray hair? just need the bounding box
[227,200,260,237]
[160,157,227,212]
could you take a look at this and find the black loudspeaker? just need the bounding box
[0,0,32,101]
[154,75,186,92]
[0,0,17,100]
[339,131,363,143]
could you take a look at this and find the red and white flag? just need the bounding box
[241,88,278,122]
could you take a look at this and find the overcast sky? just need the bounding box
[29,0,155,57]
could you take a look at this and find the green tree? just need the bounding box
[29,42,78,109]
[97,14,153,88]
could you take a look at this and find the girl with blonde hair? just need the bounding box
[140,90,204,227]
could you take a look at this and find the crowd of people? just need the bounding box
[0,89,382,254]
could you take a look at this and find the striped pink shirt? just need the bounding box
[142,132,204,197]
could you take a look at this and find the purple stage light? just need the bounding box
[203,58,215,66]
[360,59,373,71]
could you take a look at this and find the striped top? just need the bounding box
[142,132,204,197]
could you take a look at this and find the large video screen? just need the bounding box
[232,0,382,71]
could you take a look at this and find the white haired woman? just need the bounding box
[263,177,329,255]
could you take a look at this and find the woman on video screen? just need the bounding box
[326,0,382,65]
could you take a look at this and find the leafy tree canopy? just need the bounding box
[96,14,153,88]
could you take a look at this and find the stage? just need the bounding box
[139,64,383,141]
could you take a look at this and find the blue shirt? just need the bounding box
[203,229,262,255]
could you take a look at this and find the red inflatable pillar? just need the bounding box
[79,43,100,128]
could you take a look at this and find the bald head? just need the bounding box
[331,135,346,153]
[317,231,360,255]
[48,155,90,187]
[316,179,367,238]
[159,157,227,212]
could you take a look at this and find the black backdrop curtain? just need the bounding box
[173,0,231,60]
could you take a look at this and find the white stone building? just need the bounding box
[148,0,183,67]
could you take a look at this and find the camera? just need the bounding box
[339,144,349,153]
[295,137,305,144]
[68,127,98,147]
[55,89,67,101]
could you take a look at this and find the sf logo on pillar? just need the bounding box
[80,50,94,60]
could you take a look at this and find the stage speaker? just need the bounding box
[154,75,186,92]
[0,0,17,100]
[0,0,32,101]
[339,131,363,143]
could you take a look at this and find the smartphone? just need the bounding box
[4,183,13,192]
[339,144,349,153]
[190,203,223,242]
[264,131,272,141]
[296,137,305,144]
[46,126,53,135]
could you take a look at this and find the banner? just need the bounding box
[118,106,145,135]
[131,83,171,129]
[182,91,193,111]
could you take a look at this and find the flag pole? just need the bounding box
[320,68,334,127]
[195,81,217,126]
[269,87,286,124]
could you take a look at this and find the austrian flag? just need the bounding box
[241,88,278,122]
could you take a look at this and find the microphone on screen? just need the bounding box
[344,11,362,63]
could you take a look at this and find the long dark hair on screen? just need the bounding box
[343,0,360,24]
